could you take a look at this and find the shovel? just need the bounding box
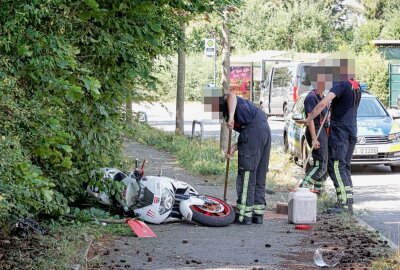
[294,110,330,190]
[223,129,232,201]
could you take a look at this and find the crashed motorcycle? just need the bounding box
[86,160,235,227]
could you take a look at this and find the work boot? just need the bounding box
[234,216,252,225]
[252,214,263,224]
[347,203,354,214]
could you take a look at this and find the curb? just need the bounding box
[355,216,399,251]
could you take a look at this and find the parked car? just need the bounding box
[260,62,314,120]
[283,91,400,172]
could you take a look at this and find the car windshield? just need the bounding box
[357,97,387,117]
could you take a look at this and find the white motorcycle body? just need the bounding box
[88,167,235,226]
[131,176,205,224]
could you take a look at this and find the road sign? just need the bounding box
[204,39,216,57]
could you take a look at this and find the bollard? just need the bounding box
[191,120,204,143]
[136,111,148,124]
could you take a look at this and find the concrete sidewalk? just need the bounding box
[97,139,392,270]
[98,139,316,270]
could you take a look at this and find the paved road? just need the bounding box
[133,101,400,248]
[134,101,285,145]
[352,165,400,247]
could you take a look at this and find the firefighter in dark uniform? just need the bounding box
[298,78,361,213]
[223,93,271,225]
[299,87,328,194]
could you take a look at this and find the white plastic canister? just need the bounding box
[288,188,317,224]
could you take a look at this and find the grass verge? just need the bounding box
[128,122,299,188]
[0,209,133,270]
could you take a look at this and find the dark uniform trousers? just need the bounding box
[327,122,356,208]
[301,126,328,191]
[236,111,271,222]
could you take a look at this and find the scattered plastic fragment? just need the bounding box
[295,224,312,230]
[313,248,343,267]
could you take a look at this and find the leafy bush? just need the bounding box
[380,10,400,40]
[351,20,383,53]
[0,0,238,230]
[0,138,69,229]
[231,0,341,52]
[356,50,389,105]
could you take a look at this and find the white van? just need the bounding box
[260,62,314,120]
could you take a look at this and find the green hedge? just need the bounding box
[0,0,237,231]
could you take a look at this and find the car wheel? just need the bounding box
[283,105,289,122]
[283,132,289,153]
[390,165,400,172]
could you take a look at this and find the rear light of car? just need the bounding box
[293,86,298,102]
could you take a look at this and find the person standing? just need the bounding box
[297,64,361,213]
[223,93,271,224]
[299,86,329,194]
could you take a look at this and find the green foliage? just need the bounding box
[3,219,131,270]
[230,0,342,52]
[361,0,400,20]
[154,54,218,101]
[0,0,239,230]
[356,50,389,105]
[186,15,222,53]
[0,138,69,229]
[380,10,400,39]
[69,207,120,222]
[351,20,383,53]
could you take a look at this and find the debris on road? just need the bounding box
[12,218,48,238]
[313,248,342,267]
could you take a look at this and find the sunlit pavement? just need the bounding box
[133,101,285,144]
[133,101,400,248]
[351,165,400,248]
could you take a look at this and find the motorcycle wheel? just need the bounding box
[190,195,235,227]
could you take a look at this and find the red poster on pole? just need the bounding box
[229,65,251,100]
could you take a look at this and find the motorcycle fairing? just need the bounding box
[133,176,175,224]
[179,196,205,221]
[87,168,128,205]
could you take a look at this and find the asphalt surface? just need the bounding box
[134,101,400,249]
[352,164,400,247]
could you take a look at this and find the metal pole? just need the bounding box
[213,43,216,87]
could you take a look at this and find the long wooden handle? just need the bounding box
[295,110,330,190]
[223,129,232,201]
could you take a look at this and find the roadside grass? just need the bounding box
[370,251,400,270]
[267,144,298,191]
[2,208,132,270]
[128,122,299,189]
[4,222,131,270]
[129,122,231,177]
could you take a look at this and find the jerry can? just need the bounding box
[288,188,317,224]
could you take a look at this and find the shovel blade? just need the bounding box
[127,219,156,238]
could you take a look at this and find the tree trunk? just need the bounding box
[175,24,186,135]
[220,9,231,152]
[126,99,133,125]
